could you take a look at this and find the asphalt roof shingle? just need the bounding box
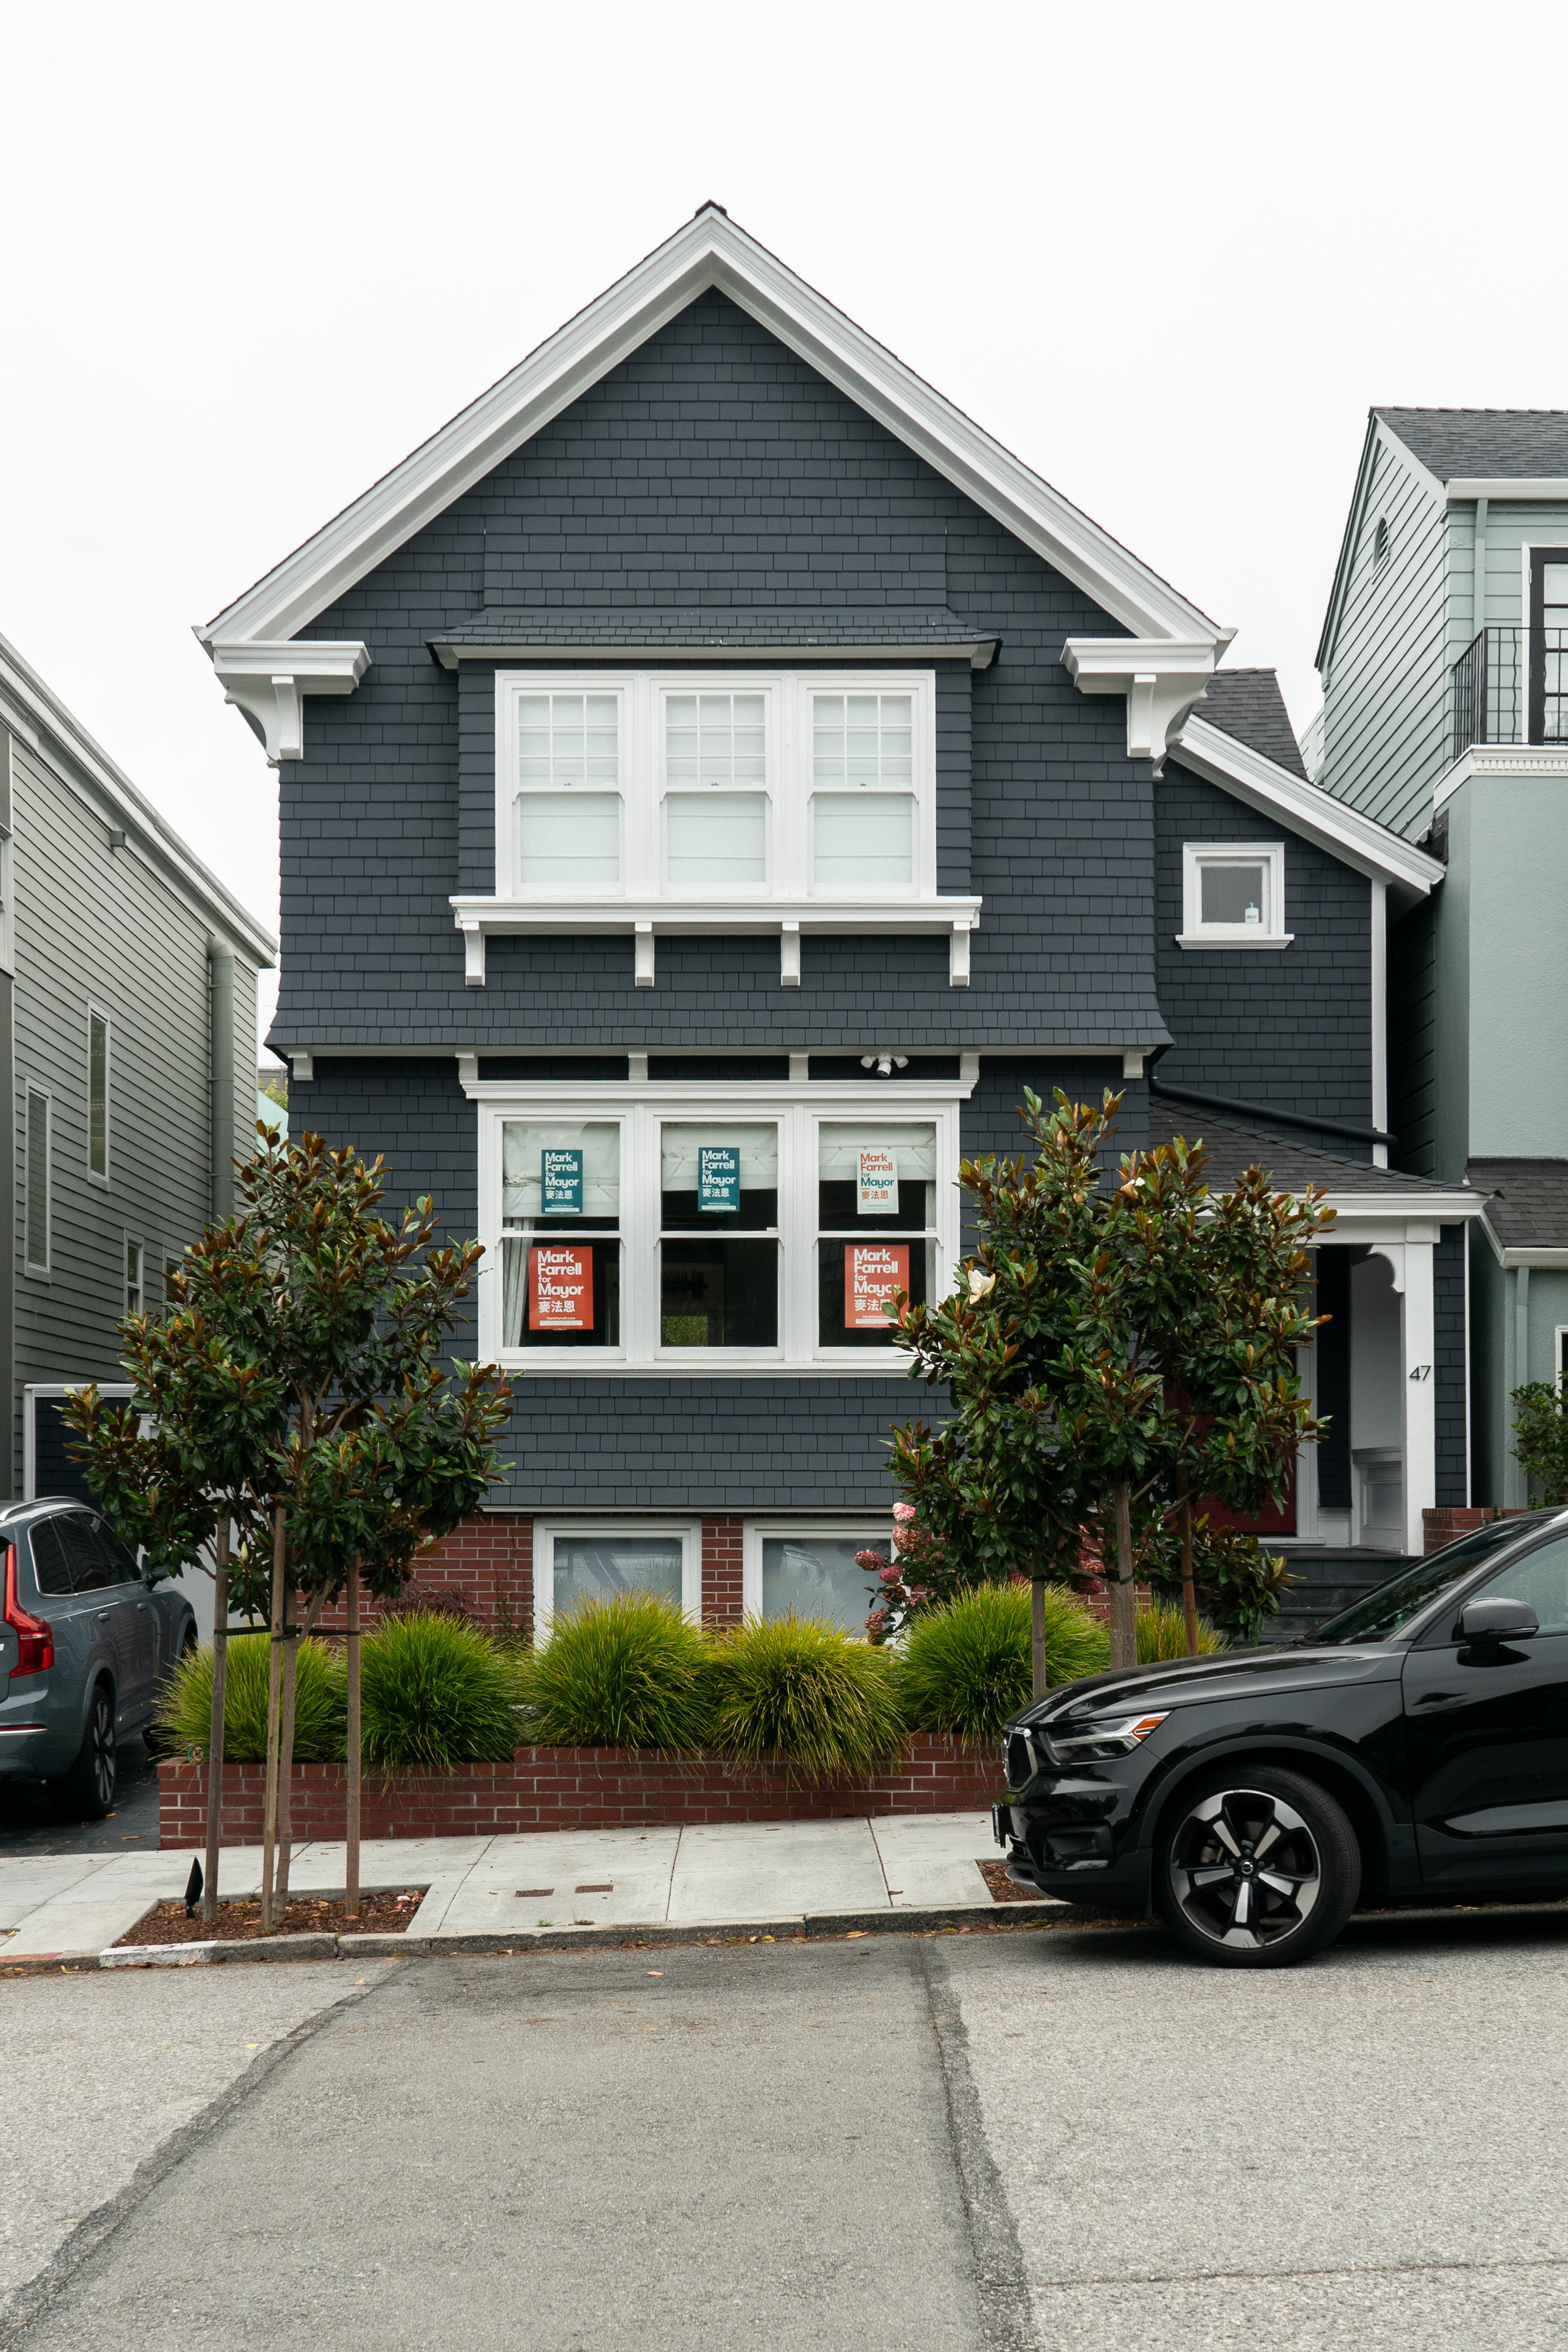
[1375,408,1568,482]
[1146,1104,1473,1199]
[1467,1159,1568,1250]
[1197,669,1306,778]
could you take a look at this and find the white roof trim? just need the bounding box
[1444,478,1568,500]
[1171,712,1446,899]
[199,209,1223,653]
[0,632,275,965]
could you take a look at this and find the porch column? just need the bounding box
[1402,1240,1436,1555]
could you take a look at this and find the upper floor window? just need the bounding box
[88,1007,110,1182]
[1529,550,1568,746]
[1178,843,1292,949]
[497,670,937,904]
[125,1238,144,1316]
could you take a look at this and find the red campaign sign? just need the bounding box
[845,1242,908,1331]
[529,1244,593,1332]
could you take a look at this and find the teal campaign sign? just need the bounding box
[541,1148,584,1215]
[697,1144,741,1213]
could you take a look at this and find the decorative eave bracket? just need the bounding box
[203,640,371,765]
[1061,637,1229,773]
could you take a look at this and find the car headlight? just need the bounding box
[1041,1711,1168,1765]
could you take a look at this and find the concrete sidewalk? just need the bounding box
[0,1813,1034,1964]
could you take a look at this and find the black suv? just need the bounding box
[996,1510,1568,1966]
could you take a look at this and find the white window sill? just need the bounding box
[499,1354,914,1378]
[1175,932,1294,951]
[451,894,982,988]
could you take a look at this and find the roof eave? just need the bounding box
[1171,713,1446,898]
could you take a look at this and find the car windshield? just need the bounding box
[1309,1516,1561,1646]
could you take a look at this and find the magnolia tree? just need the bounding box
[66,1131,512,1925]
[884,1090,1331,1681]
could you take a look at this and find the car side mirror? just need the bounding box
[1458,1595,1539,1645]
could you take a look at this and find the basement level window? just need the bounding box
[1178,844,1292,949]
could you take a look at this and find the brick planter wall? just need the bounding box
[1423,1506,1532,1556]
[158,1735,1001,1848]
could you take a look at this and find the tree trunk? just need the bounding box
[259,1506,286,1933]
[202,1521,230,1927]
[1110,1481,1137,1671]
[345,1559,362,1919]
[1030,1571,1047,1700]
[273,1579,298,1906]
[1179,1475,1199,1660]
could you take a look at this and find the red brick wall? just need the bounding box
[1424,1506,1531,1556]
[158,1735,1001,1846]
[701,1518,745,1625]
[311,1514,533,1636]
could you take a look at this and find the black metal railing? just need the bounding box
[1450,627,1523,761]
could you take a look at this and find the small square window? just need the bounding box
[1180,845,1291,949]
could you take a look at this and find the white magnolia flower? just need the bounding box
[966,1267,997,1303]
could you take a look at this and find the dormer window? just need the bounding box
[1179,843,1292,948]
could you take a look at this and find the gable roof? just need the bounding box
[1375,408,1568,483]
[1168,705,1444,906]
[199,207,1223,655]
[1197,669,1306,778]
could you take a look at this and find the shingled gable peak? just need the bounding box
[197,208,1231,767]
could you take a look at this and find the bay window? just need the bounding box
[477,1086,962,1371]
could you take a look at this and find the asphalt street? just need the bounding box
[5,1906,1568,2350]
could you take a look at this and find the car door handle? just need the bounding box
[135,1602,151,1613]
[1415,1691,1463,1706]
[97,1610,112,1622]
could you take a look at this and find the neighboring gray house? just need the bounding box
[0,631,275,1524]
[196,207,1468,1623]
[1313,408,1568,1504]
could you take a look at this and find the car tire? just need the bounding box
[48,1685,119,1821]
[1154,1766,1361,1969]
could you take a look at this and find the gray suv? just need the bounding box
[0,1501,198,1817]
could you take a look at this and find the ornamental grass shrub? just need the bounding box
[155,1631,346,1763]
[1135,1599,1228,1663]
[897,1582,1108,1743]
[705,1613,905,1779]
[359,1610,524,1772]
[517,1593,713,1753]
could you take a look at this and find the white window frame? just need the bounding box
[475,1080,966,1375]
[24,1083,50,1277]
[23,1382,134,1500]
[742,1519,895,1628]
[1178,842,1293,949]
[493,670,938,907]
[124,1235,144,1316]
[87,1004,111,1185]
[532,1519,701,1645]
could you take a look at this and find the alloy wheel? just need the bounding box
[88,1694,117,1810]
[1166,1786,1322,1953]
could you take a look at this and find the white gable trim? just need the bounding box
[199,209,1223,655]
[1171,713,1446,901]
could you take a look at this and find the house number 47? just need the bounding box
[1408,1364,1432,1381]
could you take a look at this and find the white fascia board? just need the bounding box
[1171,714,1446,898]
[1478,1208,1568,1267]
[199,212,1222,653]
[1444,479,1568,500]
[449,893,983,932]
[0,631,276,965]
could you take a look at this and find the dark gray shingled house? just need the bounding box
[198,208,1474,1631]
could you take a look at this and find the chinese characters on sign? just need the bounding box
[857,1148,897,1214]
[697,1145,741,1213]
[541,1148,584,1215]
[845,1242,908,1330]
[529,1244,593,1331]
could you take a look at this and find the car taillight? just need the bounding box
[4,1547,53,1679]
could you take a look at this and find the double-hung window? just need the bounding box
[480,1091,960,1371]
[497,671,936,903]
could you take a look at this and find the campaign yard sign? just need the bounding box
[697,1144,742,1213]
[529,1244,593,1331]
[846,1242,908,1329]
[857,1147,897,1214]
[541,1147,584,1215]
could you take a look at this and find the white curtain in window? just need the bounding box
[516,792,620,890]
[503,1121,621,1222]
[659,1122,779,1188]
[811,793,914,887]
[817,1124,937,1180]
[665,792,767,886]
[502,1236,528,1344]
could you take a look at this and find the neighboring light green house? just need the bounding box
[1312,409,1568,1505]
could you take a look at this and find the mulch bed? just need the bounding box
[978,1860,1050,1904]
[115,1888,425,1947]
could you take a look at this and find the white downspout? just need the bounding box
[1370,879,1389,1168]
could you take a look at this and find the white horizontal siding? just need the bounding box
[1321,430,1449,842]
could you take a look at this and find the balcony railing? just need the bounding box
[1450,627,1523,762]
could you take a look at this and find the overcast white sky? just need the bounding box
[5,2,1565,1052]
